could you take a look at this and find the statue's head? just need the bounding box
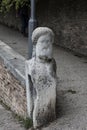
[32,27,54,61]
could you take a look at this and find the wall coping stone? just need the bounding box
[0,40,26,86]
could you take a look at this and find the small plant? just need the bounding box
[23,117,33,129]
[0,100,33,129]
[13,114,33,129]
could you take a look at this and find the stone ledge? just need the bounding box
[0,40,26,86]
[0,59,27,118]
[0,40,27,117]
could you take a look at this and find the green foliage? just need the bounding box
[13,114,33,129]
[15,0,30,10]
[0,0,30,13]
[22,117,33,129]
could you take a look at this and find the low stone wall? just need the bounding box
[37,0,87,56]
[0,9,21,31]
[0,41,27,118]
[0,58,27,118]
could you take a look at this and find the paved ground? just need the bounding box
[0,23,87,130]
[0,24,28,58]
[0,104,26,130]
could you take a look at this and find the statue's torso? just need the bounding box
[28,58,56,96]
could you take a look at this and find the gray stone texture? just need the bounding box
[0,40,26,85]
[26,27,57,128]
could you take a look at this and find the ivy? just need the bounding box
[0,0,30,13]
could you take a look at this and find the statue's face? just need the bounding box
[36,34,53,60]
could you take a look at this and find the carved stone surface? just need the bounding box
[25,27,57,128]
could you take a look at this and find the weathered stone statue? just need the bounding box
[25,27,57,129]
